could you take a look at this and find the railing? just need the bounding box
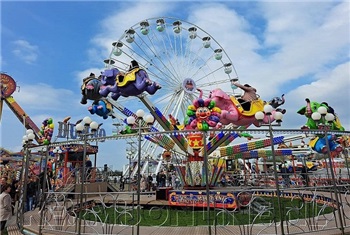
[29,175,350,235]
[19,128,350,235]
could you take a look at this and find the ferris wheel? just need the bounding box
[104,17,239,124]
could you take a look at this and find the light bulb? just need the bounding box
[325,113,335,122]
[263,105,274,115]
[83,116,92,125]
[26,129,34,135]
[136,109,145,118]
[76,123,84,132]
[318,106,327,115]
[90,121,99,131]
[274,111,283,121]
[144,114,154,124]
[127,116,136,125]
[255,111,264,121]
[311,112,321,121]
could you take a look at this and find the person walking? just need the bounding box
[147,174,153,192]
[156,172,161,188]
[0,183,12,232]
[26,176,37,211]
[119,176,125,191]
[85,157,93,182]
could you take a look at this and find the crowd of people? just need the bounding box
[119,170,182,192]
[0,162,55,233]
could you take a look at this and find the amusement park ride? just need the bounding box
[78,17,347,187]
[1,17,348,209]
[0,73,99,184]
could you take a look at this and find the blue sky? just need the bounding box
[1,1,349,170]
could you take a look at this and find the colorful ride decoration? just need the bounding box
[184,89,221,131]
[119,125,137,135]
[162,150,171,161]
[169,190,238,209]
[297,98,345,154]
[1,73,43,143]
[40,118,54,145]
[80,73,104,105]
[209,88,285,128]
[99,60,161,101]
[168,114,184,130]
[185,160,214,186]
[88,99,112,119]
[181,90,221,187]
[268,94,285,108]
[309,135,342,154]
[187,133,204,150]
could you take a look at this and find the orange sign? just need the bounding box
[187,133,204,149]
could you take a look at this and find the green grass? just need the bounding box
[83,197,334,226]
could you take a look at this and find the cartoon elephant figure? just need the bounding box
[298,98,345,154]
[309,135,342,153]
[297,98,344,130]
[99,60,161,101]
[209,88,285,128]
[88,100,112,119]
[81,73,103,104]
[268,94,285,109]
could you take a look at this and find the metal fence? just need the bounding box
[20,129,350,235]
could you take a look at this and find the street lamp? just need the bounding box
[126,109,154,235]
[19,129,35,231]
[75,116,99,235]
[255,105,285,235]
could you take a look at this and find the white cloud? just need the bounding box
[283,61,350,130]
[88,2,176,66]
[12,40,39,64]
[82,1,349,130]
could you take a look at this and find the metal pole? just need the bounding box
[39,147,49,235]
[268,117,285,235]
[19,143,30,231]
[78,131,87,235]
[324,130,345,234]
[136,120,142,235]
[202,131,211,235]
[147,156,150,177]
[129,156,132,192]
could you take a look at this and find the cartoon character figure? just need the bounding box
[269,94,285,109]
[99,60,161,101]
[184,89,221,131]
[88,99,112,119]
[297,98,345,153]
[40,118,54,145]
[309,135,342,153]
[81,73,103,104]
[297,98,344,130]
[209,88,285,128]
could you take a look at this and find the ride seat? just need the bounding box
[117,68,140,87]
[230,96,265,117]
